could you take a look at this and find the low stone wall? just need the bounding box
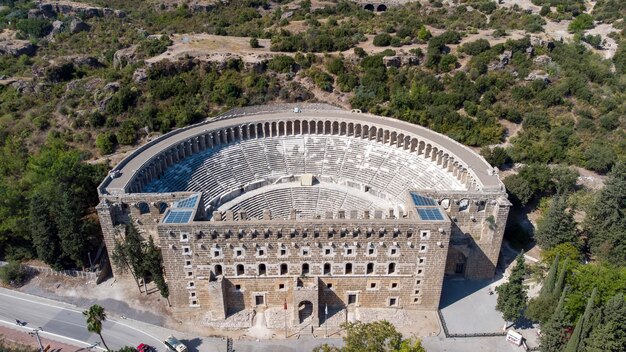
[0,261,99,282]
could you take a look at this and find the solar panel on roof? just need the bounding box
[417,208,445,221]
[163,210,193,224]
[174,195,198,209]
[411,193,437,206]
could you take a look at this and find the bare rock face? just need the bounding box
[525,70,550,82]
[113,45,139,69]
[133,68,148,83]
[403,56,420,66]
[0,40,36,57]
[533,55,552,65]
[11,79,35,94]
[383,56,401,68]
[38,2,126,19]
[70,19,90,34]
[28,8,43,18]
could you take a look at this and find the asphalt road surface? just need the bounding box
[0,288,164,350]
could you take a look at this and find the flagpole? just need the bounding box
[325,304,328,338]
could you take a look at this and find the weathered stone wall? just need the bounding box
[417,191,511,279]
[156,218,449,319]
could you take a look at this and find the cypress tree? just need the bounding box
[564,288,597,352]
[496,253,527,327]
[553,259,569,298]
[540,255,559,297]
[539,287,570,352]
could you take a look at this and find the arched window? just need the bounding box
[459,199,470,212]
[345,263,353,275]
[302,263,310,275]
[280,263,288,275]
[366,263,374,274]
[137,202,150,215]
[214,264,223,276]
[258,264,266,276]
[158,202,168,214]
[323,263,331,275]
[388,263,396,274]
[236,264,245,276]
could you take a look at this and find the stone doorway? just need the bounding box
[298,301,314,324]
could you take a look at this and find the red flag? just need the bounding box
[284,300,287,310]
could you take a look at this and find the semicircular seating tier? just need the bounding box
[100,105,503,220]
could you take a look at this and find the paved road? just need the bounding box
[0,288,165,350]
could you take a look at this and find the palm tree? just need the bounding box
[83,304,110,351]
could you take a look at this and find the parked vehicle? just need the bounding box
[163,336,187,352]
[136,343,154,352]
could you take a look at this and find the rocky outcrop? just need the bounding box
[37,1,126,19]
[69,18,90,33]
[383,56,401,68]
[525,70,549,82]
[0,40,36,57]
[403,55,420,66]
[489,50,512,71]
[49,20,64,37]
[533,55,552,65]
[133,68,148,83]
[113,45,139,69]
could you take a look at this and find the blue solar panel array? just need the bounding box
[163,210,193,224]
[417,208,445,221]
[174,195,198,209]
[411,193,437,206]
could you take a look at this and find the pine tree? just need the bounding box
[586,162,626,266]
[584,293,626,352]
[110,223,145,294]
[535,196,577,249]
[57,191,87,268]
[144,235,170,306]
[496,253,527,327]
[29,192,63,270]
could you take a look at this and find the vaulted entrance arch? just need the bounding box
[298,301,314,324]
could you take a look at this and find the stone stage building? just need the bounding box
[96,104,510,327]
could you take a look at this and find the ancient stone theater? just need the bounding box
[97,104,510,326]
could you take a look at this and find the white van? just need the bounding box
[163,335,188,352]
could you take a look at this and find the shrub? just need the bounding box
[96,132,117,155]
[249,37,260,48]
[138,36,172,58]
[568,14,594,32]
[459,39,491,56]
[0,261,28,287]
[267,55,295,73]
[354,47,367,58]
[373,33,392,47]
[438,54,458,72]
[481,146,511,167]
[16,18,51,39]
